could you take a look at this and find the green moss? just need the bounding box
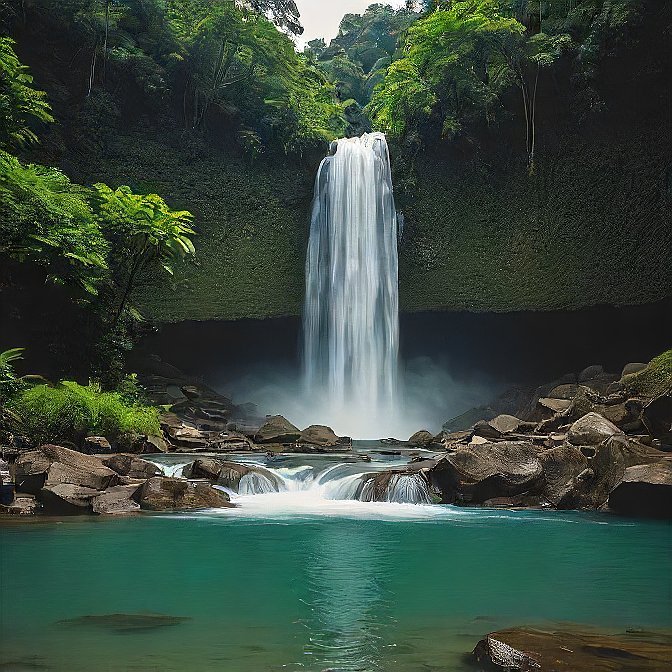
[10,381,160,444]
[398,121,672,313]
[622,350,672,398]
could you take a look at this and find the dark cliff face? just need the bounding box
[9,2,671,322]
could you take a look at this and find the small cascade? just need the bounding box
[238,472,280,496]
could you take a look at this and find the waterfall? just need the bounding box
[303,132,399,436]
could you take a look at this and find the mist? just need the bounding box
[215,355,501,440]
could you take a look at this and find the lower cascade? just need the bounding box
[303,132,400,437]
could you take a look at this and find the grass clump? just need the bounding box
[622,349,672,399]
[10,380,160,445]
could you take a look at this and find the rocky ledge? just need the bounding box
[1,444,232,515]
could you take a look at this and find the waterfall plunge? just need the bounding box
[303,133,399,438]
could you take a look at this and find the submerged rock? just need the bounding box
[57,613,191,633]
[608,461,672,518]
[138,476,233,511]
[472,626,672,671]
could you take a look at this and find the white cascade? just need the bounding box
[303,132,399,437]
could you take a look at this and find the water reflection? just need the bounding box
[302,522,394,671]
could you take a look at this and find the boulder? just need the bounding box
[489,415,523,435]
[567,412,622,446]
[82,436,112,455]
[407,430,435,446]
[14,450,52,495]
[45,454,119,491]
[642,393,672,446]
[165,425,210,450]
[608,461,672,518]
[254,415,301,444]
[140,435,169,454]
[472,626,672,671]
[429,442,543,505]
[40,484,99,514]
[183,457,226,481]
[139,477,233,511]
[538,445,588,506]
[102,454,161,479]
[92,484,142,515]
[300,424,340,447]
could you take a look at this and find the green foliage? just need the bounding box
[0,347,26,403]
[0,150,109,295]
[0,37,54,148]
[93,183,195,325]
[10,380,160,444]
[367,1,527,140]
[622,350,672,399]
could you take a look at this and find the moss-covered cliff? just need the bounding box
[399,119,672,312]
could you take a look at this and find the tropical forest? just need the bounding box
[0,1,670,670]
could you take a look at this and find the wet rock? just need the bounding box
[139,477,233,511]
[472,626,672,671]
[14,450,52,495]
[430,442,543,505]
[567,412,623,446]
[642,393,672,446]
[140,434,169,454]
[538,445,589,506]
[255,415,301,444]
[608,461,672,518]
[92,484,142,515]
[57,613,191,633]
[166,425,210,450]
[82,436,112,455]
[40,484,99,514]
[102,454,161,479]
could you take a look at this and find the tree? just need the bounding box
[93,184,195,327]
[0,151,109,295]
[0,37,54,148]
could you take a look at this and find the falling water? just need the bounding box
[303,132,399,436]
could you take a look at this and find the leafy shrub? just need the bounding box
[10,381,160,445]
[0,347,26,403]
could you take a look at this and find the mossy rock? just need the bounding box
[622,349,672,399]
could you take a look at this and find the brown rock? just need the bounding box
[621,362,647,378]
[489,415,522,435]
[82,436,112,455]
[567,413,623,446]
[14,450,52,495]
[40,484,99,514]
[548,383,581,400]
[642,393,672,446]
[255,415,301,444]
[102,454,161,479]
[407,430,435,446]
[45,459,119,491]
[429,442,543,505]
[539,445,588,506]
[608,461,672,518]
[300,424,341,447]
[92,484,142,515]
[473,626,672,671]
[0,494,37,515]
[538,397,572,413]
[139,477,233,511]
